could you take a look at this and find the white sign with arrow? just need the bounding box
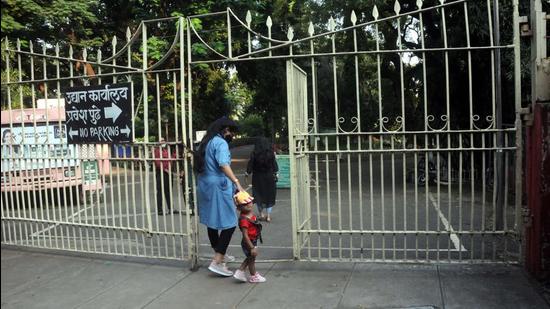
[69,128,79,139]
[64,83,132,143]
[104,103,122,123]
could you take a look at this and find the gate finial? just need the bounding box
[112,36,117,49]
[394,0,401,15]
[416,0,423,9]
[68,44,73,58]
[351,10,357,25]
[246,10,252,26]
[372,5,379,20]
[126,27,132,41]
[328,17,335,31]
[287,26,294,41]
[308,22,314,36]
[266,16,272,28]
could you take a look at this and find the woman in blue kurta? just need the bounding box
[195,117,244,277]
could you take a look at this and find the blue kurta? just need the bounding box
[197,135,237,230]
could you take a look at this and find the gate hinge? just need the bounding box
[522,207,533,228]
[519,16,532,37]
[521,106,534,126]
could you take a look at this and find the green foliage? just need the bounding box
[191,68,235,130]
[225,74,254,119]
[147,36,169,61]
[239,114,264,137]
[0,0,531,141]
[1,69,33,109]
[1,10,23,32]
[2,0,100,47]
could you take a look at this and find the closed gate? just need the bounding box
[2,0,524,265]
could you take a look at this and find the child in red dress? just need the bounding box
[233,191,266,283]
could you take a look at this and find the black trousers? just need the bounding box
[207,227,236,255]
[156,169,171,212]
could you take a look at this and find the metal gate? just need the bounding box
[286,62,312,259]
[2,0,524,265]
[1,18,199,266]
[274,0,523,263]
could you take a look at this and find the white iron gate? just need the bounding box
[1,18,199,267]
[286,61,312,259]
[274,1,522,263]
[2,0,524,265]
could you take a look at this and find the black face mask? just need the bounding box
[223,133,233,143]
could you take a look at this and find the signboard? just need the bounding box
[82,160,99,186]
[1,125,78,172]
[276,155,290,188]
[64,83,132,143]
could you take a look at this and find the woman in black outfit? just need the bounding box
[246,137,278,222]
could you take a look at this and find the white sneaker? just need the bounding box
[224,254,236,263]
[233,269,247,282]
[208,261,233,277]
[248,272,266,283]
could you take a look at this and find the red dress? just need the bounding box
[239,214,259,241]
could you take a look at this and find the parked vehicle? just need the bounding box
[1,99,109,195]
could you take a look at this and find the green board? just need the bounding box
[276,155,290,188]
[82,160,99,185]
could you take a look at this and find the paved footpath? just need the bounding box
[1,247,548,309]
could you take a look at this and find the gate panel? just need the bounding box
[286,61,311,259]
[298,130,518,262]
[273,1,522,263]
[1,18,198,266]
[2,0,524,265]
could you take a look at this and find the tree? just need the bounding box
[2,0,100,47]
[1,0,531,139]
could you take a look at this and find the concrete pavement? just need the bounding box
[2,247,548,309]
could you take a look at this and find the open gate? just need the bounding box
[286,61,312,259]
[2,0,525,265]
[1,18,199,267]
[274,0,524,263]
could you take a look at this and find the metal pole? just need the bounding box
[512,0,523,262]
[493,0,504,230]
[142,22,153,234]
[531,0,549,103]
[286,60,298,259]
[227,8,232,59]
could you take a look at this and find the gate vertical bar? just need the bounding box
[186,17,200,268]
[493,0,505,231]
[227,9,233,59]
[3,38,14,245]
[286,60,299,259]
[512,0,523,262]
[141,22,153,237]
